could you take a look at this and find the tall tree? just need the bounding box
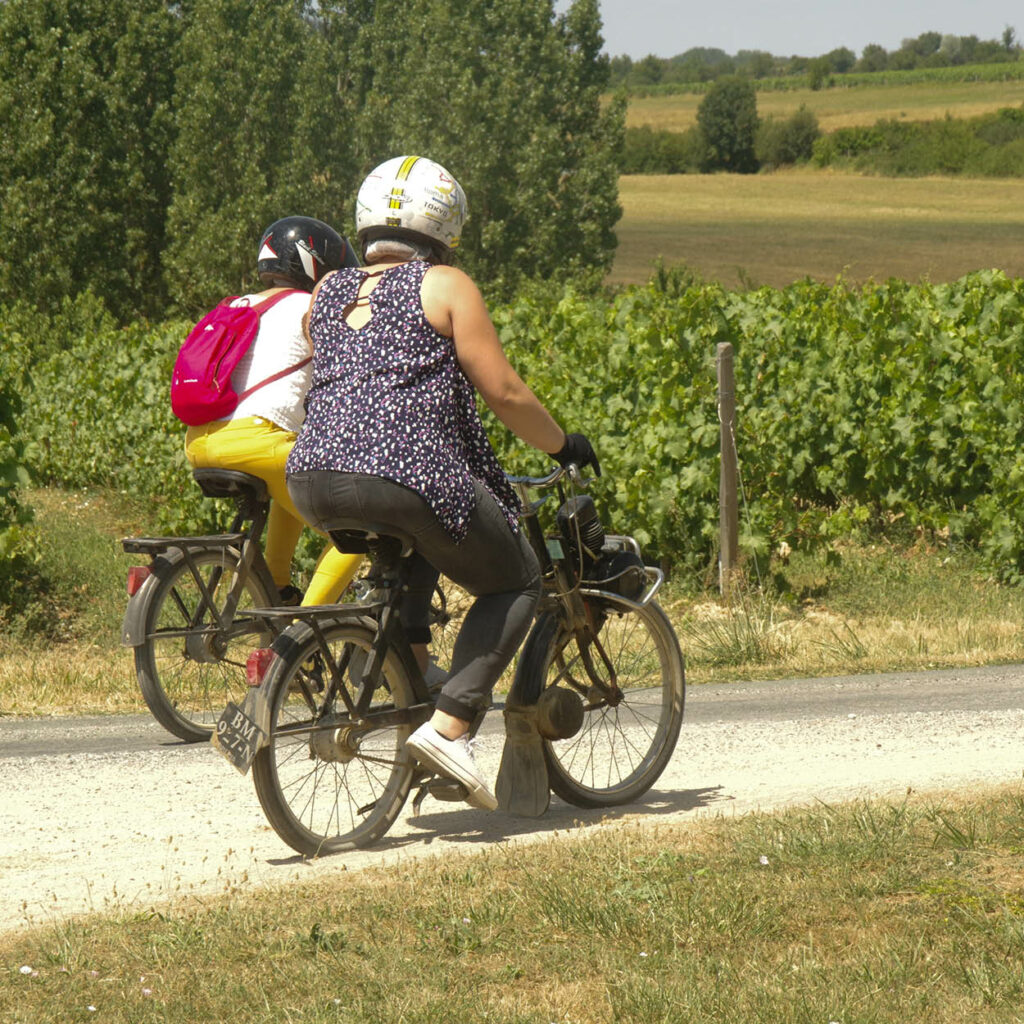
[857,43,889,72]
[697,76,759,173]
[0,0,178,321]
[330,0,623,299]
[164,0,358,311]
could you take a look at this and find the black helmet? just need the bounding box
[257,216,359,291]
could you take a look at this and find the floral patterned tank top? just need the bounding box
[286,261,520,541]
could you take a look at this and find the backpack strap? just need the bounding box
[251,287,305,313]
[237,355,312,401]
[236,288,311,402]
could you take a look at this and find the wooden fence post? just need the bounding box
[717,342,739,597]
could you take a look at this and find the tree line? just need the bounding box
[611,29,1021,92]
[0,0,623,325]
[622,78,821,175]
[621,78,1024,178]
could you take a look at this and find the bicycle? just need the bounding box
[211,464,685,856]
[120,467,359,743]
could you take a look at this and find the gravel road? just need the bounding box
[2,663,1022,935]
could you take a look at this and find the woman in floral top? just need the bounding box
[287,156,599,811]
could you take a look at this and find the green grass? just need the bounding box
[0,488,157,716]
[625,75,1024,133]
[4,786,1024,1022]
[611,170,1024,289]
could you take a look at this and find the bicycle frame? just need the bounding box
[212,541,435,772]
[508,466,665,698]
[206,462,686,854]
[121,470,277,650]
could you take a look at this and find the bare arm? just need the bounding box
[421,265,566,455]
[302,271,335,344]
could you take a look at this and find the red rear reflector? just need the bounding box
[246,648,275,687]
[126,566,151,595]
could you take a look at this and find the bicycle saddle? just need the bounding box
[327,518,415,559]
[191,468,270,504]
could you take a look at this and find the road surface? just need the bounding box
[1,663,1022,934]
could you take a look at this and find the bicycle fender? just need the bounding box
[495,705,550,818]
[239,684,274,746]
[508,612,560,705]
[120,548,187,647]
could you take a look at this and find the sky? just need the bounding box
[565,0,1021,59]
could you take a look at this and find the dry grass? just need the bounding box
[670,539,1024,684]
[672,593,1024,684]
[0,647,144,717]
[611,169,1024,289]
[625,78,1024,133]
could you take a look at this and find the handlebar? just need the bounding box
[507,463,587,491]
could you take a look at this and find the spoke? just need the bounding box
[269,644,406,842]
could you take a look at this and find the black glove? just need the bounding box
[551,432,601,477]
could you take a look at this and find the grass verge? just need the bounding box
[670,536,1024,682]
[3,785,1023,1022]
[5,488,1024,715]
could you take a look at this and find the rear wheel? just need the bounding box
[252,620,418,856]
[135,548,273,742]
[521,597,685,808]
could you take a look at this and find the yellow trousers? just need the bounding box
[184,417,361,605]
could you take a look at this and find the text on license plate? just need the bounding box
[213,701,266,774]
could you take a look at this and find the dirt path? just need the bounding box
[2,664,1022,935]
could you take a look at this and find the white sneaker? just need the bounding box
[406,723,497,811]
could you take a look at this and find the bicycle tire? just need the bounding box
[252,618,419,855]
[134,547,274,743]
[520,596,685,808]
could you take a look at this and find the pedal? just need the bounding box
[411,777,470,815]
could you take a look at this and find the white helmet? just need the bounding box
[355,155,467,263]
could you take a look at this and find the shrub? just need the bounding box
[756,105,821,168]
[9,271,1024,584]
[814,104,1024,177]
[621,126,706,174]
[4,293,202,533]
[0,345,40,623]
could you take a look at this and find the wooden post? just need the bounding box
[717,343,738,597]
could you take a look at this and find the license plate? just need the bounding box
[212,701,266,774]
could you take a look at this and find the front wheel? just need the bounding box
[252,619,419,856]
[134,547,274,742]
[519,597,685,808]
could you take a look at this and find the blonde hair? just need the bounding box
[363,237,435,263]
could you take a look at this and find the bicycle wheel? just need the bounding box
[252,619,419,855]
[521,596,685,808]
[135,547,274,743]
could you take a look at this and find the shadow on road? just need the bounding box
[266,784,727,865]
[406,784,728,847]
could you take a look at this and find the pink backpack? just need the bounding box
[170,289,308,426]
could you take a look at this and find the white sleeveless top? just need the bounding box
[228,291,312,434]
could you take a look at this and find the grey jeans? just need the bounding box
[287,470,541,722]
